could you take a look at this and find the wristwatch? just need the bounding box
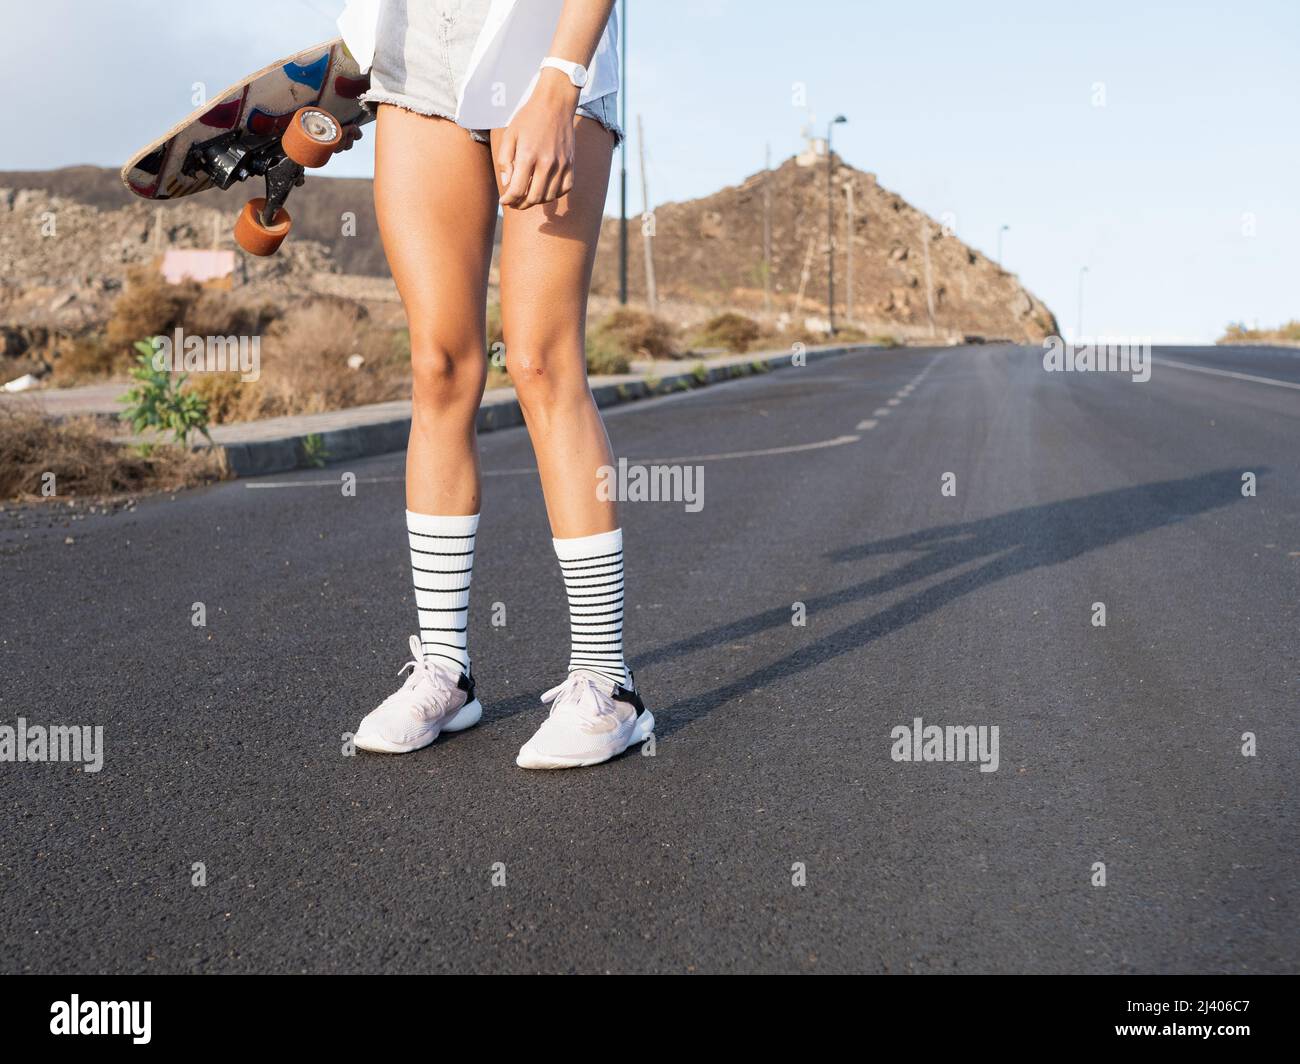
[539,56,588,88]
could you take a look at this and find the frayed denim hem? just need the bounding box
[360,92,490,143]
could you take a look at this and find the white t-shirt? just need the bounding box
[338,0,619,130]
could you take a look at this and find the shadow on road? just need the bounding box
[640,468,1258,737]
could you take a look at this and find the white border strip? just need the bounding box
[1155,357,1300,391]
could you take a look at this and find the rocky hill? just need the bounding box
[1,158,1056,343]
[591,154,1057,341]
[1,165,384,275]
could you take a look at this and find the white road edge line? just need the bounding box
[1155,357,1300,391]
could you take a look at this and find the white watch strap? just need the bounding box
[540,56,587,88]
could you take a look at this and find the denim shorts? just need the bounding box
[360,0,623,145]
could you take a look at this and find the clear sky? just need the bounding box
[3,0,1297,342]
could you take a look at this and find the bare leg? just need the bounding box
[373,105,498,514]
[491,117,617,538]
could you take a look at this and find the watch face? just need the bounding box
[573,64,588,87]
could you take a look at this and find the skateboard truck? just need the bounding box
[184,105,345,256]
[186,135,304,220]
[260,156,306,226]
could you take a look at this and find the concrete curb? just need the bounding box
[214,342,879,477]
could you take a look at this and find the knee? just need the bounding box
[410,339,485,411]
[505,335,587,411]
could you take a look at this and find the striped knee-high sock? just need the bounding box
[554,528,629,687]
[407,510,478,674]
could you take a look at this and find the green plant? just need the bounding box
[119,338,212,447]
[302,433,328,468]
[750,359,771,374]
[691,362,709,386]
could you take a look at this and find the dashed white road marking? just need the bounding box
[246,476,404,489]
[872,407,891,417]
[646,435,862,464]
[856,419,878,430]
[1154,357,1300,391]
[887,398,902,406]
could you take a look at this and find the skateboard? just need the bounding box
[121,38,372,256]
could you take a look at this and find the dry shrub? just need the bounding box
[185,373,249,424]
[189,299,410,424]
[53,267,200,381]
[587,308,679,374]
[51,336,122,381]
[104,268,199,351]
[695,312,762,353]
[1220,320,1300,343]
[0,405,225,500]
[57,272,282,383]
[184,288,281,338]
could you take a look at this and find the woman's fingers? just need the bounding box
[524,160,560,209]
[541,165,572,206]
[516,157,563,209]
[498,131,533,207]
[500,132,575,208]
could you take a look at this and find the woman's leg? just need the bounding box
[490,116,617,540]
[360,104,496,740]
[374,105,498,517]
[356,107,498,753]
[494,116,654,770]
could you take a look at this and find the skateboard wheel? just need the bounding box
[234,197,291,256]
[283,106,343,167]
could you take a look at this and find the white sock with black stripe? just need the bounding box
[407,510,478,674]
[554,527,630,687]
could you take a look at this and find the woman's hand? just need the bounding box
[497,69,580,210]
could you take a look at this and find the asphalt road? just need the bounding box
[1,343,1296,973]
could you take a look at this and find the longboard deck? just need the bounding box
[121,38,372,201]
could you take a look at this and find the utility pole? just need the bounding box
[826,114,847,334]
[617,0,628,304]
[921,221,937,338]
[1077,266,1089,341]
[637,113,657,314]
[763,143,772,318]
[794,236,816,317]
[843,181,854,327]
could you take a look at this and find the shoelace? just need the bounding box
[395,634,460,719]
[540,672,617,729]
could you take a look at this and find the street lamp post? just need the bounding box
[826,114,847,335]
[618,0,628,304]
[1077,266,1089,341]
[997,223,1009,266]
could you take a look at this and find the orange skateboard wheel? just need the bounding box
[282,106,343,167]
[234,197,291,256]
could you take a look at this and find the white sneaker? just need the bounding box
[516,669,655,769]
[354,635,482,754]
